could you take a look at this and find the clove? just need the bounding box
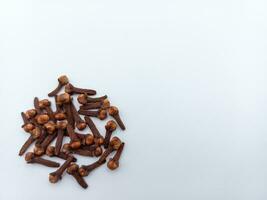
[25,152,60,167]
[78,159,106,177]
[65,83,96,95]
[107,143,125,170]
[78,109,107,120]
[103,120,117,148]
[108,106,125,130]
[67,163,88,189]
[48,75,69,97]
[77,93,107,104]
[49,155,75,183]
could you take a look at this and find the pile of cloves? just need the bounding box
[19,75,126,189]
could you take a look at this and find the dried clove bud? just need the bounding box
[78,159,106,177]
[48,75,69,97]
[49,155,75,183]
[104,120,117,149]
[65,83,96,95]
[77,94,107,104]
[79,99,110,110]
[78,109,107,120]
[25,152,60,167]
[67,163,88,189]
[107,143,125,170]
[108,106,125,130]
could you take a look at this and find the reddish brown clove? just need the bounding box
[49,155,75,183]
[104,120,117,149]
[65,83,96,95]
[108,106,125,130]
[25,152,60,167]
[78,159,106,177]
[48,75,69,97]
[98,137,122,163]
[77,94,107,104]
[78,109,107,120]
[107,143,125,170]
[79,99,110,110]
[67,163,88,189]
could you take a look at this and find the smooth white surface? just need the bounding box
[0,0,267,199]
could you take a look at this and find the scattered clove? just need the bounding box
[65,83,96,95]
[107,143,125,170]
[48,75,69,97]
[67,163,88,189]
[49,155,75,183]
[25,152,60,167]
[78,109,107,120]
[108,106,126,130]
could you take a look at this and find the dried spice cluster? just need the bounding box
[19,75,126,189]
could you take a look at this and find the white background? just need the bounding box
[0,0,267,199]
